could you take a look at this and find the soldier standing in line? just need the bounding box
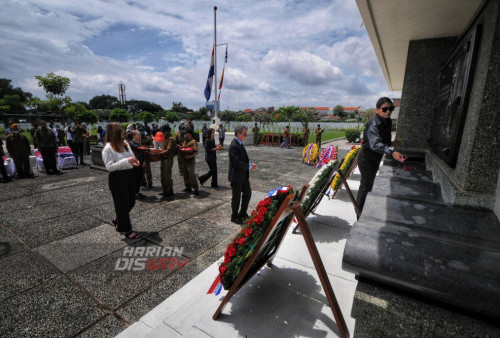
[176,121,187,176]
[35,120,60,175]
[180,129,199,195]
[72,121,86,165]
[158,125,177,198]
[30,122,39,149]
[140,131,153,188]
[315,124,324,149]
[56,125,66,146]
[6,124,32,179]
[252,123,259,146]
[302,123,310,146]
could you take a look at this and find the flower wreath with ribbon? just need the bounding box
[328,145,361,195]
[302,143,319,165]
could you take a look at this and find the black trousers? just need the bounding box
[73,142,84,163]
[133,165,143,194]
[67,140,74,154]
[40,147,57,173]
[13,155,31,178]
[199,159,218,187]
[108,169,136,232]
[219,138,224,147]
[356,156,381,215]
[231,179,251,218]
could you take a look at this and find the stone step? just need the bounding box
[369,175,443,204]
[360,195,500,247]
[377,165,433,183]
[342,217,500,318]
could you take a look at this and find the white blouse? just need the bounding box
[101,141,135,172]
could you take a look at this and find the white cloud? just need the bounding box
[0,0,397,111]
[263,50,343,86]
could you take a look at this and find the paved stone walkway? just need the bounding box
[0,139,352,337]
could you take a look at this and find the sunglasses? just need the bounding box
[381,106,395,112]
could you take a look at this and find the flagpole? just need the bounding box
[213,6,218,119]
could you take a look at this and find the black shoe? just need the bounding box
[182,188,192,193]
[231,216,243,225]
[193,190,199,196]
[147,183,152,189]
[136,193,146,200]
[54,170,62,175]
[239,213,249,220]
[211,184,219,188]
[160,191,174,197]
[198,177,204,186]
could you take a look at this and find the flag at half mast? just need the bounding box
[204,47,215,101]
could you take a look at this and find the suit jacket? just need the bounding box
[228,138,249,185]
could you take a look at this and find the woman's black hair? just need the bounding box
[376,97,393,108]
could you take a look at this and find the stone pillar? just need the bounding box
[397,37,456,151]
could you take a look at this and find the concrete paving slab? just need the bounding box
[0,276,105,338]
[35,223,133,272]
[15,212,103,248]
[115,258,206,324]
[42,184,113,209]
[0,193,53,215]
[0,226,27,261]
[68,239,177,309]
[148,218,236,259]
[77,315,127,338]
[1,201,75,229]
[0,250,60,302]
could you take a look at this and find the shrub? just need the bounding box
[345,129,360,143]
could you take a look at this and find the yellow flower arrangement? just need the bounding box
[330,146,361,192]
[302,143,319,165]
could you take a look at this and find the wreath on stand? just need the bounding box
[302,143,319,165]
[328,146,361,196]
[213,187,295,291]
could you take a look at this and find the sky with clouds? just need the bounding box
[0,0,400,111]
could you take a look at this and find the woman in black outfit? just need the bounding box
[356,97,405,216]
[198,128,218,188]
[102,123,141,239]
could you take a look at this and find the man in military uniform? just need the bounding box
[72,121,86,165]
[35,120,60,175]
[30,122,39,149]
[302,123,310,146]
[180,129,199,195]
[315,124,324,148]
[158,125,177,198]
[176,121,187,175]
[252,123,259,146]
[56,125,66,146]
[6,124,32,179]
[140,130,153,188]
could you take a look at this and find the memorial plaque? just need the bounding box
[430,25,481,167]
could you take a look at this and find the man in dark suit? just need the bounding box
[228,125,257,224]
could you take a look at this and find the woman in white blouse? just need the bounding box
[102,123,141,239]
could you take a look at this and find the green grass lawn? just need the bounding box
[307,130,345,144]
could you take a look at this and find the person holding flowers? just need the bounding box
[180,129,199,195]
[356,97,406,216]
[198,128,219,188]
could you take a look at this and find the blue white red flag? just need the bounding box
[204,47,215,101]
[217,46,228,101]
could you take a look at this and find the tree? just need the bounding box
[139,111,155,126]
[0,78,33,115]
[235,113,252,122]
[301,107,321,122]
[218,110,236,124]
[276,106,299,124]
[362,108,376,123]
[93,109,111,122]
[64,102,87,120]
[127,99,163,115]
[109,108,130,123]
[333,104,346,119]
[253,112,272,124]
[165,111,179,123]
[170,101,188,114]
[89,94,122,110]
[35,72,70,97]
[76,110,98,125]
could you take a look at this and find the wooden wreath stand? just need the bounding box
[212,190,350,338]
